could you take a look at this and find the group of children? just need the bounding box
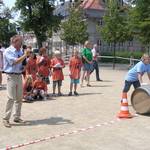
[23,47,82,102]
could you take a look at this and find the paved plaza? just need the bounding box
[0,65,150,150]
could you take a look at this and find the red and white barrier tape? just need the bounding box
[0,118,121,150]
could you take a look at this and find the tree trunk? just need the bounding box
[37,38,42,48]
[147,46,150,54]
[65,43,68,56]
[113,42,116,70]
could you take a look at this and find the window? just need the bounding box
[98,18,103,26]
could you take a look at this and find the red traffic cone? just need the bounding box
[117,92,133,118]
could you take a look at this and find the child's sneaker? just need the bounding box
[74,91,79,96]
[58,93,64,96]
[52,93,56,97]
[68,92,72,96]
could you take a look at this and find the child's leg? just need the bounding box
[33,89,38,99]
[70,80,73,92]
[53,81,56,94]
[39,90,45,99]
[123,80,132,93]
[74,79,79,95]
[74,83,77,92]
[58,80,62,95]
[86,71,91,85]
[68,81,73,96]
[81,70,86,85]
[58,85,61,94]
[133,80,140,89]
[58,81,61,94]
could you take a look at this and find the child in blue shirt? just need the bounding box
[123,54,150,93]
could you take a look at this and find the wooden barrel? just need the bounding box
[131,85,150,114]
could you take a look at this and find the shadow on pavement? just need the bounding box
[79,92,102,96]
[12,117,74,126]
[90,85,112,88]
[91,80,113,83]
[36,97,57,102]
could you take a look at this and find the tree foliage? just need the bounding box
[97,0,132,69]
[61,8,88,45]
[98,0,132,44]
[129,0,150,47]
[15,0,61,47]
[0,3,17,46]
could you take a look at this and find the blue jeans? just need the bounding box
[123,80,140,92]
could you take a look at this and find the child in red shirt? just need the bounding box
[26,51,37,81]
[33,74,47,100]
[36,47,51,84]
[68,49,82,96]
[23,75,34,102]
[51,50,65,96]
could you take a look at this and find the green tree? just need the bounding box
[15,0,61,48]
[129,0,150,51]
[61,8,88,45]
[0,3,17,46]
[0,20,17,46]
[97,0,132,68]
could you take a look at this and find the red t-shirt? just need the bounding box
[69,56,82,79]
[51,57,65,81]
[33,79,47,91]
[36,55,51,77]
[26,57,37,81]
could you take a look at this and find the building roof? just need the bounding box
[80,0,105,10]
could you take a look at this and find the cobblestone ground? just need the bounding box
[0,65,150,150]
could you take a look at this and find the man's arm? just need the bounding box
[83,56,92,64]
[14,49,31,65]
[14,54,27,65]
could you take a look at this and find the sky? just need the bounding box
[4,0,129,9]
[4,0,16,8]
[3,0,67,8]
[4,0,60,8]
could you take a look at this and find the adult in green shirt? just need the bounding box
[81,41,93,87]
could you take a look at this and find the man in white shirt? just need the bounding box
[3,35,31,128]
[91,44,102,81]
